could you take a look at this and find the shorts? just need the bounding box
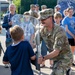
[68,39,75,46]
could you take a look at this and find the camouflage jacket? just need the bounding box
[40,24,73,68]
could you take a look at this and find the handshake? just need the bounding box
[38,56,45,64]
[31,51,45,70]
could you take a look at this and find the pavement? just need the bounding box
[0,28,75,75]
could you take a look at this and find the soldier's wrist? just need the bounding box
[43,56,45,61]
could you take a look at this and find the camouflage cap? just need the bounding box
[38,8,53,20]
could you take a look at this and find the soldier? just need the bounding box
[38,8,73,75]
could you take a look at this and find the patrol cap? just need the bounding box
[38,8,53,20]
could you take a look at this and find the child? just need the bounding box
[3,25,36,75]
[54,12,62,26]
[54,12,65,29]
[63,9,68,17]
[20,12,35,48]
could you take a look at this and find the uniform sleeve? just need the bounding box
[28,42,35,57]
[53,28,67,51]
[3,49,9,62]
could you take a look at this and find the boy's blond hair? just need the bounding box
[66,7,73,12]
[54,12,62,19]
[9,25,24,41]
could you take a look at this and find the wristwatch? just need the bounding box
[43,56,45,60]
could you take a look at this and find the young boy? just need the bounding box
[20,12,35,48]
[3,25,36,75]
[54,12,65,30]
[54,12,62,26]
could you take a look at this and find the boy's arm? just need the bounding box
[65,25,75,40]
[30,34,35,44]
[31,55,36,60]
[30,23,35,44]
[28,42,36,60]
[3,49,9,64]
[3,61,9,64]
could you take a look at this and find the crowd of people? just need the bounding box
[0,3,75,75]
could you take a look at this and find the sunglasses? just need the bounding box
[40,16,51,21]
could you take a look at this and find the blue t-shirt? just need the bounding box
[3,41,34,75]
[62,16,75,38]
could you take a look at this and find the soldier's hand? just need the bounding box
[38,56,43,64]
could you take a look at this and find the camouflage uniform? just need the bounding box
[39,9,73,75]
[40,25,73,75]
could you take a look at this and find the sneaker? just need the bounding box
[4,64,9,68]
[72,63,75,66]
[40,64,45,68]
[50,65,53,69]
[66,68,71,75]
[50,66,53,69]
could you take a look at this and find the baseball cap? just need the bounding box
[55,5,61,8]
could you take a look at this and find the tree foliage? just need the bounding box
[38,0,57,9]
[20,0,34,14]
[13,0,57,14]
[13,0,21,13]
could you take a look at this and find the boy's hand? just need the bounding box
[8,21,12,26]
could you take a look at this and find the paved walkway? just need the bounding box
[0,28,75,75]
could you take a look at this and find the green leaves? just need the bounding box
[13,0,57,14]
